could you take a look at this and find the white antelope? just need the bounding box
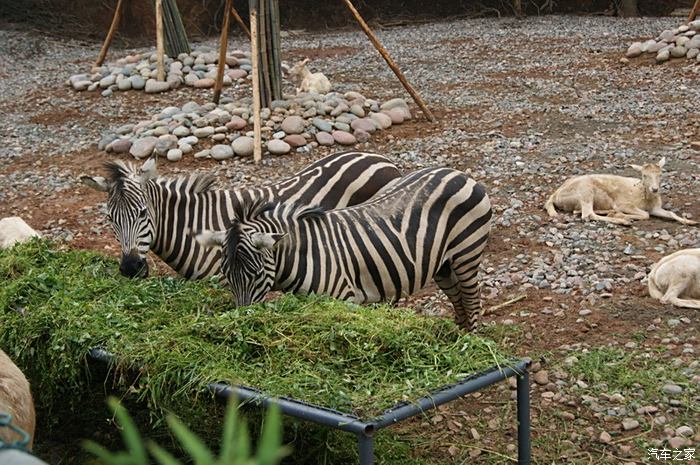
[648,248,700,309]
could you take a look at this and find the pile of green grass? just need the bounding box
[0,240,511,418]
[1,240,514,464]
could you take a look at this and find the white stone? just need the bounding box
[0,217,41,250]
[166,149,183,162]
[266,139,291,155]
[232,136,254,157]
[211,144,234,160]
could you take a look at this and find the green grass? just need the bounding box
[0,240,514,464]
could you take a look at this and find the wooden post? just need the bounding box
[250,1,263,164]
[155,0,166,81]
[93,0,124,71]
[340,0,435,122]
[213,0,233,104]
[689,0,700,22]
[231,3,252,39]
[513,0,523,17]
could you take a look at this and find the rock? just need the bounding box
[659,29,676,42]
[232,136,254,157]
[662,383,683,395]
[621,419,639,431]
[111,139,132,153]
[194,78,215,88]
[179,143,193,154]
[312,118,333,132]
[130,75,146,90]
[315,131,334,146]
[380,97,411,119]
[117,78,132,91]
[284,134,307,147]
[626,42,643,58]
[155,135,178,155]
[350,118,377,133]
[656,49,671,63]
[332,130,356,146]
[533,370,549,385]
[227,69,248,80]
[687,47,699,58]
[211,144,234,160]
[334,122,351,132]
[267,139,291,155]
[385,108,405,124]
[676,426,693,437]
[670,46,687,58]
[647,41,667,53]
[369,112,392,129]
[129,136,158,158]
[173,126,191,137]
[640,39,657,52]
[145,79,170,93]
[281,115,305,134]
[227,116,247,130]
[193,126,215,138]
[0,217,41,250]
[99,75,116,88]
[599,431,612,444]
[349,104,365,117]
[194,149,211,159]
[353,128,370,143]
[166,148,183,162]
[72,80,92,91]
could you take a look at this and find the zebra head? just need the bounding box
[195,222,285,307]
[81,158,157,278]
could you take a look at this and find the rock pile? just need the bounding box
[99,93,412,158]
[67,48,251,97]
[625,19,700,63]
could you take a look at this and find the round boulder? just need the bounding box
[281,115,305,134]
[232,136,254,157]
[267,139,291,155]
[332,130,356,146]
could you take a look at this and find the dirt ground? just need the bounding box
[1,15,699,465]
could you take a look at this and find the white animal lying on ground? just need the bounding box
[648,248,700,309]
[0,349,35,450]
[0,217,41,250]
[287,58,332,94]
[544,157,697,226]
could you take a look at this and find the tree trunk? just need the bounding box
[618,0,638,17]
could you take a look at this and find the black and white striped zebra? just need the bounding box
[80,151,401,279]
[195,167,493,330]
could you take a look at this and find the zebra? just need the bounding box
[195,167,493,330]
[80,151,401,279]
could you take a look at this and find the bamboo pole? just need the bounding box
[269,0,282,99]
[250,1,263,164]
[339,0,435,122]
[689,0,700,22]
[231,3,252,39]
[258,0,272,106]
[155,0,166,81]
[93,0,124,71]
[213,0,233,104]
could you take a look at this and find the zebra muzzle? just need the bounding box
[120,253,148,278]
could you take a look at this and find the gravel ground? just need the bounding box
[0,15,698,464]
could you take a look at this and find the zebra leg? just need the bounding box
[449,250,488,331]
[434,262,466,322]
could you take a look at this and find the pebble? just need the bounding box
[599,431,612,443]
[129,136,157,159]
[110,139,132,153]
[211,144,234,160]
[315,131,334,146]
[676,426,693,437]
[194,78,215,88]
[145,79,170,93]
[281,115,305,134]
[533,370,549,385]
[284,134,307,147]
[232,136,254,157]
[621,419,639,431]
[332,130,356,145]
[166,148,183,162]
[266,139,291,155]
[193,127,215,138]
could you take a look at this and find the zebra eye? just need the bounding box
[139,207,148,217]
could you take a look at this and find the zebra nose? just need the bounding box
[120,254,148,278]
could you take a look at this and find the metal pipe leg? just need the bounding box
[358,433,374,465]
[516,371,531,465]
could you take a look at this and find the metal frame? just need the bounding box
[88,349,531,464]
[209,359,531,465]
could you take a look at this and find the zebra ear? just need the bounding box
[194,230,227,248]
[251,232,286,250]
[80,175,111,192]
[140,157,158,182]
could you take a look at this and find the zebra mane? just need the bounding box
[232,199,325,224]
[189,173,217,194]
[104,160,132,190]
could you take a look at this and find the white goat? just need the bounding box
[0,349,35,450]
[287,58,331,94]
[0,217,41,250]
[648,248,700,309]
[544,158,697,226]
